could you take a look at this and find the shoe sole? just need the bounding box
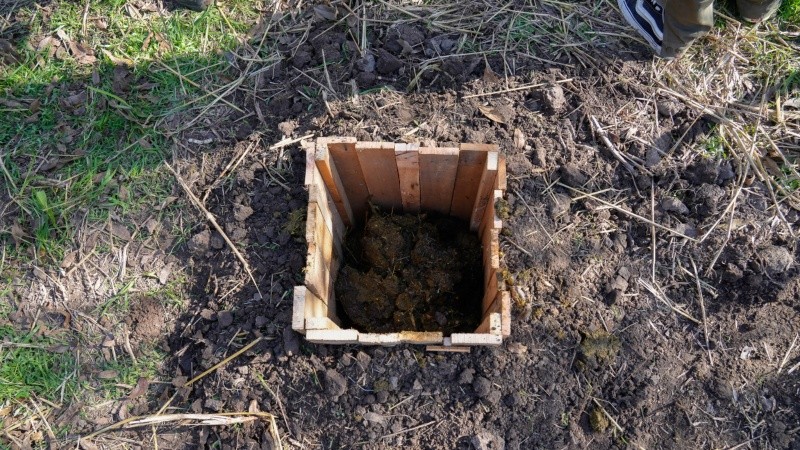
[618,0,662,54]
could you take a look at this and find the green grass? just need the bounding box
[96,346,164,399]
[0,0,264,264]
[780,0,800,24]
[0,325,76,404]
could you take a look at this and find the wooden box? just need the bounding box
[293,137,509,351]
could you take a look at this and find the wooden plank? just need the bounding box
[306,317,341,330]
[292,286,326,334]
[451,333,502,346]
[359,333,401,346]
[496,154,507,191]
[327,138,370,224]
[484,291,511,337]
[449,148,487,221]
[475,312,502,335]
[469,151,499,231]
[306,329,360,344]
[418,147,460,215]
[426,345,471,353]
[308,181,344,256]
[398,331,444,344]
[355,142,403,210]
[479,189,503,243]
[395,143,421,213]
[303,203,340,322]
[315,143,355,227]
[482,228,500,296]
[481,269,500,314]
[304,145,316,186]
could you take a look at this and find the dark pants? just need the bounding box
[663,0,782,58]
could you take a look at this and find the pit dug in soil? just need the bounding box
[335,207,483,335]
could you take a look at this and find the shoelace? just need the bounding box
[648,0,663,12]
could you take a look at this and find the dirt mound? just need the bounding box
[336,208,483,334]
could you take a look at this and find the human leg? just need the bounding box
[661,0,714,58]
[736,0,782,22]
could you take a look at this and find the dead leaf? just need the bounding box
[101,49,134,66]
[60,251,77,269]
[29,99,41,113]
[60,91,88,109]
[784,97,800,109]
[32,266,47,281]
[158,264,171,285]
[128,377,150,399]
[67,40,96,65]
[10,223,26,245]
[79,439,100,450]
[313,5,337,21]
[760,156,782,177]
[513,128,526,149]
[483,65,500,84]
[478,105,508,124]
[98,370,118,380]
[110,222,132,241]
[172,376,188,388]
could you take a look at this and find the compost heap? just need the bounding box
[335,207,483,334]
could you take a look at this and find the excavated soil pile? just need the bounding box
[335,207,483,334]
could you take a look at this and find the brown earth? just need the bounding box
[4,2,798,449]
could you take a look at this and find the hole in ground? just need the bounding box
[335,206,483,335]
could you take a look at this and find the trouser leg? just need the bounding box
[661,0,714,58]
[736,0,781,22]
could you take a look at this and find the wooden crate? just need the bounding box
[293,137,509,351]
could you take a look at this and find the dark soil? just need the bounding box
[336,208,483,334]
[15,4,796,449]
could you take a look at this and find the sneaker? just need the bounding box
[618,0,665,55]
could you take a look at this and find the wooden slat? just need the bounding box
[451,333,502,346]
[359,331,443,346]
[395,143,421,213]
[426,345,471,353]
[292,286,326,334]
[475,312,502,335]
[418,147,460,215]
[306,317,341,330]
[484,291,511,337]
[304,145,316,186]
[303,202,340,321]
[326,138,370,224]
[306,329,360,344]
[482,269,500,313]
[496,154,507,191]
[315,143,355,227]
[482,228,500,297]
[470,151,499,231]
[355,142,403,210]
[449,147,487,221]
[308,179,344,256]
[479,189,503,243]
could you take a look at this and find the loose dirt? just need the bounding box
[336,208,483,334]
[7,4,798,450]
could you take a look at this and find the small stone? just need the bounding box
[661,197,689,215]
[209,233,225,250]
[205,398,225,412]
[217,310,234,327]
[234,204,254,222]
[558,164,587,187]
[548,193,571,218]
[458,368,475,385]
[376,49,402,75]
[760,245,794,276]
[376,391,389,403]
[364,412,387,426]
[473,376,492,398]
[187,230,210,254]
[542,83,566,112]
[324,369,347,399]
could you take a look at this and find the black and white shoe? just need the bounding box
[618,0,664,55]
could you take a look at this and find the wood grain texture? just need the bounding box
[418,147,460,215]
[479,189,503,243]
[354,141,403,210]
[395,143,421,213]
[484,291,511,337]
[306,329,359,344]
[292,286,326,333]
[475,312,502,335]
[470,151,499,231]
[496,154,507,191]
[451,333,502,346]
[326,138,370,224]
[426,345,471,353]
[315,142,355,227]
[450,148,487,221]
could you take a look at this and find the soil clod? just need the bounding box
[335,208,483,334]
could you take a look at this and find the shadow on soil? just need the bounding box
[1,3,799,449]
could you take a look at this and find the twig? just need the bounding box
[650,181,656,282]
[591,398,624,436]
[690,258,713,367]
[257,375,292,439]
[184,337,263,387]
[463,78,574,99]
[778,334,798,374]
[588,115,636,175]
[201,138,259,203]
[502,236,533,257]
[557,183,698,242]
[380,420,438,440]
[165,162,261,296]
[639,278,701,324]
